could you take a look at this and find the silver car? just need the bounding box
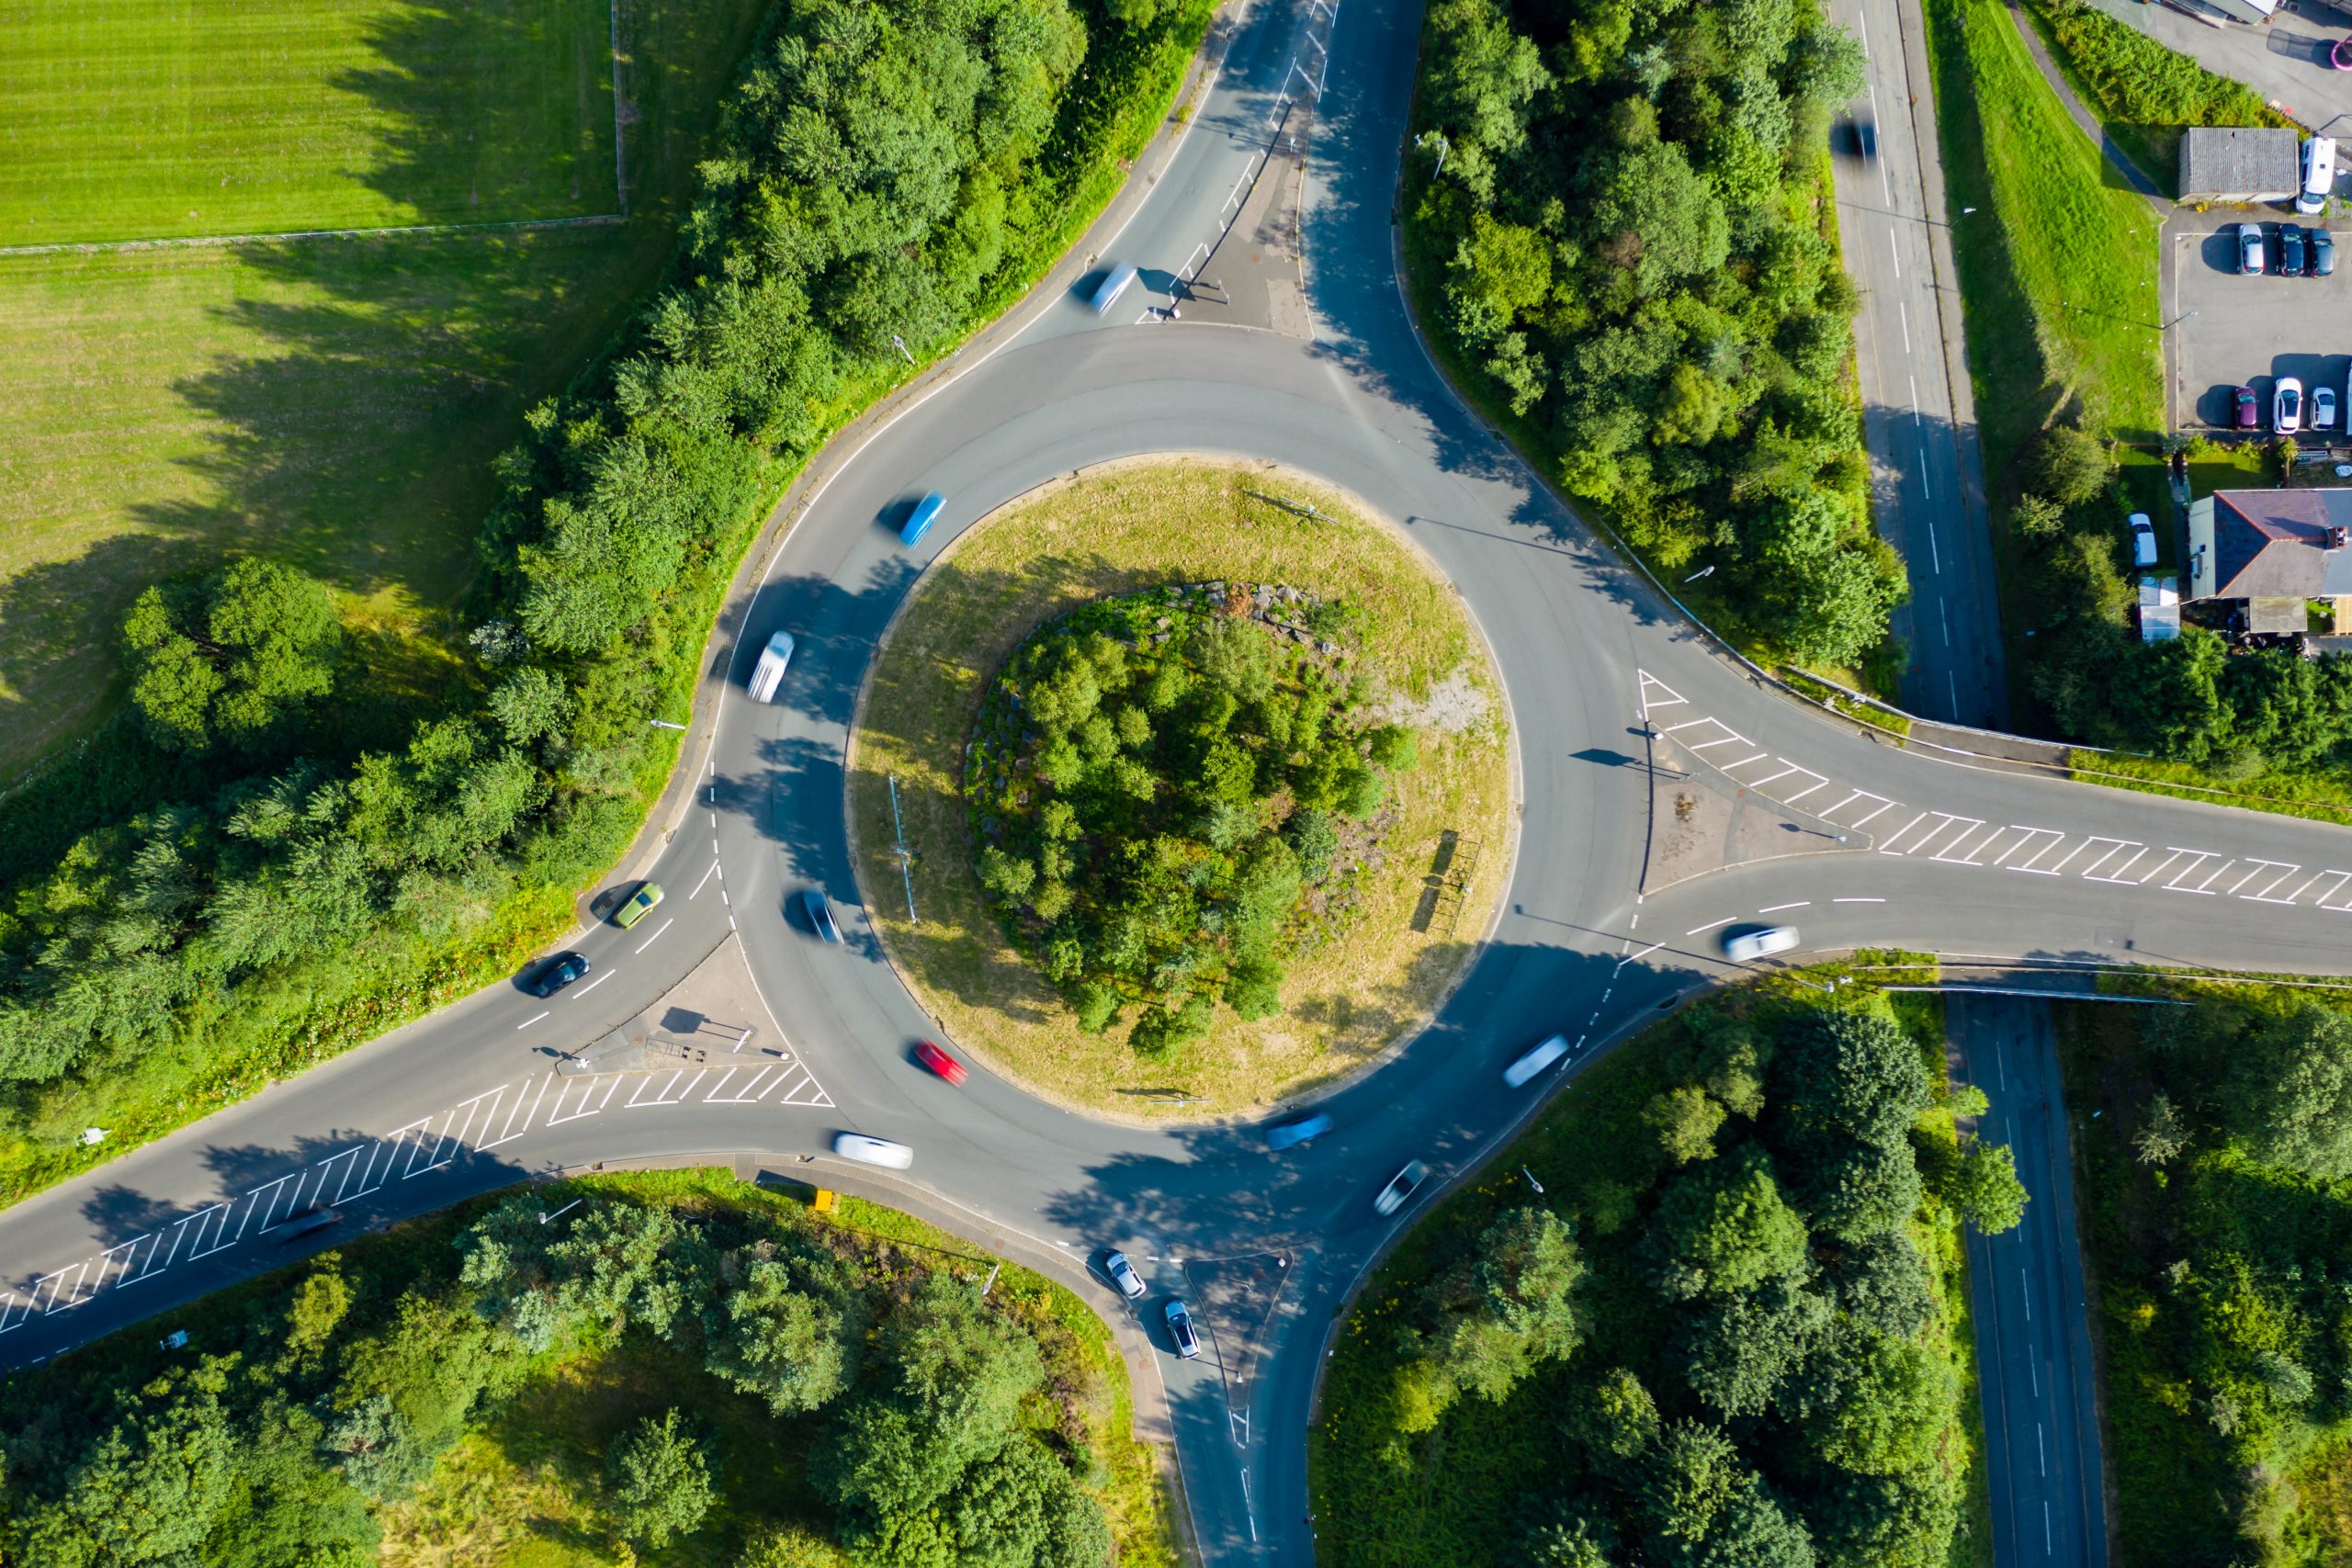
[1724,926,1800,963]
[1374,1159,1430,1216]
[832,1133,912,1169]
[1102,1249,1146,1299]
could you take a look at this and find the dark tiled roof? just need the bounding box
[2177,127,2299,198]
[2209,490,2352,599]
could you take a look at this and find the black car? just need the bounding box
[278,1205,342,1243]
[531,952,591,998]
[2282,223,2307,276]
[2314,229,2337,276]
[802,889,843,943]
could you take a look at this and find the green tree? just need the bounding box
[1942,1138,2029,1234]
[1565,1366,1663,1467]
[1774,1008,1933,1148]
[607,1409,716,1550]
[2030,423,2111,505]
[123,558,342,752]
[1646,1144,1811,1300]
[706,1258,854,1414]
[1677,1274,1831,1416]
[1646,1086,1728,1165]
[2223,1004,2352,1179]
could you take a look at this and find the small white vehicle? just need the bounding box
[832,1133,913,1169]
[2278,377,2305,434]
[2127,513,2157,569]
[2315,386,2339,432]
[1374,1159,1430,1216]
[1724,926,1800,963]
[748,630,797,703]
[1504,1033,1572,1088]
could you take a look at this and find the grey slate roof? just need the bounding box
[2177,127,2300,199]
[2207,489,2352,599]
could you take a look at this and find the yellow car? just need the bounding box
[614,884,664,929]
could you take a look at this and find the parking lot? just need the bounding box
[2172,218,2352,436]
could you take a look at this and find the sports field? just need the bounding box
[0,0,769,778]
[0,0,618,247]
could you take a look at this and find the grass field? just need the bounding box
[846,460,1517,1118]
[0,0,617,247]
[0,0,768,780]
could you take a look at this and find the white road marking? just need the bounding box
[571,971,612,998]
[517,1010,549,1030]
[1899,299,1911,353]
[1939,598,1951,645]
[1890,231,1901,279]
[634,917,673,953]
[1835,897,1885,903]
[1918,447,1932,502]
[1619,942,1665,967]
[1758,901,1810,913]
[1686,916,1739,936]
[690,859,721,898]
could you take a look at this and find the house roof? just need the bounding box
[2177,127,2299,198]
[2206,489,2352,599]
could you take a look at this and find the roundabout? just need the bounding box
[843,458,1515,1117]
[15,3,2352,1565]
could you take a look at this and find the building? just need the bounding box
[2185,488,2352,634]
[2178,127,2299,204]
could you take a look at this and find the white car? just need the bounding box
[2315,385,2339,432]
[1374,1159,1430,1216]
[1504,1033,1571,1088]
[1724,926,1800,963]
[748,630,797,703]
[2126,513,2156,569]
[1102,1249,1146,1299]
[832,1133,912,1169]
[2277,376,2304,434]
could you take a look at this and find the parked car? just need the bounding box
[2282,223,2308,276]
[899,491,945,548]
[802,889,842,943]
[1503,1032,1572,1088]
[2239,221,2267,275]
[2127,512,2157,569]
[2278,376,2305,434]
[2301,136,2337,217]
[748,630,797,702]
[2235,385,2261,430]
[1264,1112,1334,1152]
[832,1133,913,1169]
[914,1039,967,1085]
[1164,1298,1203,1359]
[1102,1249,1146,1299]
[2314,229,2337,276]
[614,884,663,929]
[1374,1159,1430,1216]
[2317,386,2341,432]
[1724,926,1800,963]
[531,952,591,998]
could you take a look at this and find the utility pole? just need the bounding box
[888,775,918,920]
[890,333,914,367]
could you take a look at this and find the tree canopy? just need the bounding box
[967,586,1417,1053]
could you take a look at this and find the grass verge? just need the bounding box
[846,459,1515,1117]
[2067,749,2352,825]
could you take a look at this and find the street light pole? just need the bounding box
[890,333,914,367]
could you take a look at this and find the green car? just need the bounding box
[614,884,664,929]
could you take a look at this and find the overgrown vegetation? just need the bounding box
[0,0,1216,1201]
[1404,0,1902,671]
[1312,983,2018,1565]
[967,586,1417,1055]
[2061,991,2352,1565]
[2021,0,2293,191]
[0,1169,1169,1566]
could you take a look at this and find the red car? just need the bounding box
[2234,385,2260,431]
[915,1040,967,1086]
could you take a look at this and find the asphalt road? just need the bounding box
[1831,0,2010,728]
[8,2,2352,1562]
[1951,993,2109,1568]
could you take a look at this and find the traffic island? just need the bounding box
[845,457,1518,1118]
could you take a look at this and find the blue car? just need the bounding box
[1265,1112,1334,1151]
[900,492,945,548]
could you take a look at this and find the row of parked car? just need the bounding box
[2229,376,2341,434]
[2237,220,2336,277]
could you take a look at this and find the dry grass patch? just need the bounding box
[847,458,1516,1117]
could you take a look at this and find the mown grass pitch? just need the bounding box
[0,0,769,780]
[0,0,617,247]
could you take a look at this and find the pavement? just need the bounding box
[1949,991,2110,1568]
[1831,0,2014,728]
[14,1,2352,1563]
[2084,0,2352,136]
[2170,213,2352,434]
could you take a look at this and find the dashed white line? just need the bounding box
[1889,231,1901,279]
[634,917,673,953]
[1686,916,1739,936]
[690,859,721,898]
[1899,299,1911,354]
[516,1010,549,1030]
[1758,901,1809,913]
[1834,897,1886,903]
[572,972,612,998]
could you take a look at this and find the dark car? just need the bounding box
[2282,223,2307,276]
[802,889,842,943]
[2335,35,2352,70]
[2314,229,2336,276]
[278,1206,341,1243]
[2235,385,2261,430]
[2239,221,2267,275]
[1164,1298,1203,1360]
[532,952,591,998]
